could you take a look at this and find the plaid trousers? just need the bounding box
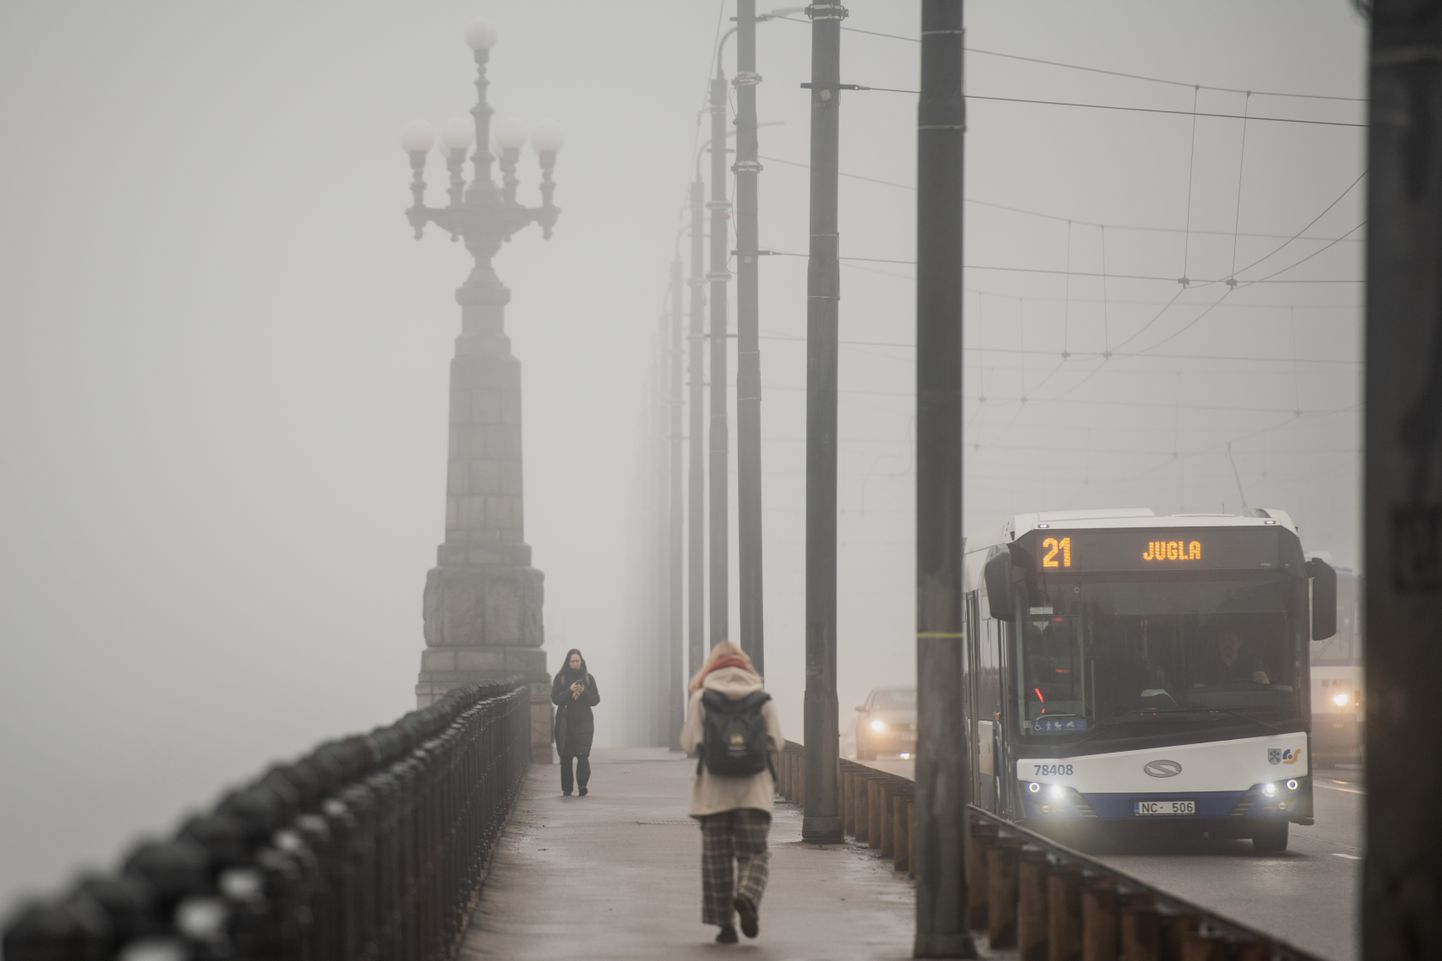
[699,809,772,926]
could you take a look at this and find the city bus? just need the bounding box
[1309,565,1362,762]
[963,508,1336,853]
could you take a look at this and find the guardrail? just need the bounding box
[775,740,1322,961]
[2,677,532,961]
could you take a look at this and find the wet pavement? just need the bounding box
[458,748,919,960]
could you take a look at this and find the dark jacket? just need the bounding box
[552,662,600,757]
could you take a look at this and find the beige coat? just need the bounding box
[679,666,784,819]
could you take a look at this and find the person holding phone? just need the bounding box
[552,648,601,796]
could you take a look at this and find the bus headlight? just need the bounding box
[1331,691,1352,708]
[1027,781,1041,794]
[1262,782,1279,798]
[869,719,887,733]
[1047,784,1066,801]
[1286,779,1299,791]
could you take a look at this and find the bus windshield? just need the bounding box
[1017,573,1303,737]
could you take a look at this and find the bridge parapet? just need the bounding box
[775,741,1324,961]
[2,678,532,961]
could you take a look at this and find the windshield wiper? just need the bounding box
[1191,707,1281,736]
[1091,706,1281,736]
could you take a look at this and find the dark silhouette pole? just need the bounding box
[735,1,766,678]
[1363,3,1442,959]
[708,68,731,647]
[669,257,686,745]
[914,2,975,956]
[802,0,845,845]
[689,173,707,681]
[914,3,974,956]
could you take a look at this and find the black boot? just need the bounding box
[733,896,759,938]
[715,926,738,944]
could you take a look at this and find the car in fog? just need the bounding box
[854,687,917,760]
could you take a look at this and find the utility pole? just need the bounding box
[1363,4,1442,959]
[801,0,845,846]
[689,176,707,678]
[735,0,766,677]
[669,257,686,746]
[914,2,974,956]
[708,68,731,647]
[652,313,670,748]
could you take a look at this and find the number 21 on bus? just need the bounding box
[1042,536,1072,569]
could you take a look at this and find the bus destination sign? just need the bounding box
[1023,527,1293,574]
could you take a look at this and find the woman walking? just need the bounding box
[552,648,600,796]
[679,641,782,944]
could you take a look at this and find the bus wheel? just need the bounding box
[1252,821,1289,854]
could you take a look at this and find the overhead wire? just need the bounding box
[769,14,1366,104]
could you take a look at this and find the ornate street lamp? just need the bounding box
[403,20,562,764]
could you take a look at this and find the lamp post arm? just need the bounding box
[406,204,457,239]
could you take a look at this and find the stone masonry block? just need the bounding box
[472,391,502,424]
[422,563,544,648]
[504,646,547,677]
[449,390,472,426]
[420,649,458,673]
[465,459,497,495]
[455,648,507,672]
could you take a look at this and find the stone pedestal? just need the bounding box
[415,292,552,763]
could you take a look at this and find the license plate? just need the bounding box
[1134,800,1196,816]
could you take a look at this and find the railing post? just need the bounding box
[1120,894,1160,961]
[893,788,913,873]
[1017,847,1049,961]
[1080,878,1118,961]
[854,774,871,844]
[880,781,897,859]
[868,779,885,849]
[986,835,1021,949]
[1179,936,1227,961]
[1046,863,1082,961]
[967,819,996,929]
[1162,913,1200,961]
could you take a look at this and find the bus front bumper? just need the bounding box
[1020,777,1313,828]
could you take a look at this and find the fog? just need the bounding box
[0,2,1364,908]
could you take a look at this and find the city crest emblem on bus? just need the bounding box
[1268,748,1282,764]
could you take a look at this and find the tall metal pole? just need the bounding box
[668,257,686,746]
[802,0,845,845]
[914,2,974,956]
[735,0,766,677]
[1364,4,1442,959]
[689,177,707,679]
[652,316,670,747]
[708,68,732,646]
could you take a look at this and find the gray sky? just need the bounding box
[0,2,1365,907]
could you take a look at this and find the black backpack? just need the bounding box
[698,689,774,777]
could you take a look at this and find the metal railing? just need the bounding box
[775,740,1323,961]
[2,677,531,961]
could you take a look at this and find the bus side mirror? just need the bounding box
[1307,557,1337,640]
[984,551,1014,622]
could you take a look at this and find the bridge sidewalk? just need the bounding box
[458,747,918,960]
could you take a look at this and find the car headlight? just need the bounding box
[869,719,887,733]
[1331,691,1352,708]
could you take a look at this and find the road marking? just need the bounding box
[1331,852,1362,861]
[1315,781,1364,796]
